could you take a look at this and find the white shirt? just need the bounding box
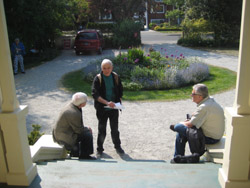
[190,97,225,139]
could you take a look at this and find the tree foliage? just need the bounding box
[3,0,89,50]
[164,0,185,25]
[69,0,90,29]
[183,0,242,45]
[89,0,155,21]
[163,0,184,8]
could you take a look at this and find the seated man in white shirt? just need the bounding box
[170,83,225,157]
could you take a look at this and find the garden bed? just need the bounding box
[61,48,236,101]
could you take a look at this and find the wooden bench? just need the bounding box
[204,136,226,164]
[30,135,68,162]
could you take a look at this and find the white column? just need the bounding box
[219,0,250,187]
[145,1,149,29]
[0,0,37,186]
[233,1,250,115]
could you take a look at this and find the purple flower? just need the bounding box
[166,56,169,58]
[124,57,127,61]
[180,53,183,57]
[164,49,167,51]
[147,54,150,56]
[171,54,174,57]
[134,58,139,63]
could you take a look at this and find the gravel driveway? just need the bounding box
[15,30,238,160]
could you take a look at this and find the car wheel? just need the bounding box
[98,47,102,55]
[75,51,80,55]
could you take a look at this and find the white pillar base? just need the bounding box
[219,107,250,188]
[0,105,37,186]
[219,168,250,188]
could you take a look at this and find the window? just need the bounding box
[150,19,165,24]
[78,32,97,40]
[99,12,112,20]
[155,0,163,2]
[151,4,165,13]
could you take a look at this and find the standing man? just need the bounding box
[53,92,95,160]
[92,59,124,157]
[170,84,225,160]
[11,38,26,75]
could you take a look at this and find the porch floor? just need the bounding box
[1,158,221,188]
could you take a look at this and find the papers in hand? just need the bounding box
[104,102,125,110]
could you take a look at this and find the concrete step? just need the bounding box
[27,158,221,188]
[30,135,67,162]
[205,136,226,164]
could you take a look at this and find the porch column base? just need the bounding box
[219,168,250,188]
[0,105,37,186]
[218,107,250,188]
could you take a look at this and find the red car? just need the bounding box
[74,29,104,55]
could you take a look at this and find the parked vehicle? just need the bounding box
[74,29,104,55]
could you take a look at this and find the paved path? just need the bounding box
[15,30,238,161]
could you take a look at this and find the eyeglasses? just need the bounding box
[191,93,201,96]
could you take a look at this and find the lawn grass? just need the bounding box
[60,65,236,101]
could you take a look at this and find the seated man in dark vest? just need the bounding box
[53,92,95,160]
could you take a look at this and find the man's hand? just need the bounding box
[88,127,92,134]
[180,121,193,128]
[107,101,115,108]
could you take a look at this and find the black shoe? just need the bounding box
[79,155,96,160]
[170,124,175,132]
[14,72,18,75]
[21,71,25,74]
[96,150,103,158]
[170,155,182,164]
[116,147,125,154]
[70,150,79,157]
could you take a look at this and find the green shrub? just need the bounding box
[103,35,113,48]
[128,48,144,65]
[154,26,161,31]
[149,23,157,29]
[122,81,143,91]
[87,22,113,33]
[149,51,161,61]
[177,37,214,47]
[28,124,44,145]
[153,22,182,31]
[182,18,212,39]
[112,19,141,48]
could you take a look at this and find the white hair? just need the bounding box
[72,92,87,106]
[193,84,209,98]
[101,59,113,68]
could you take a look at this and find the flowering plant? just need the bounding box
[82,47,209,91]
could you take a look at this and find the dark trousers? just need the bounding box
[96,109,121,152]
[72,128,94,157]
[174,123,220,156]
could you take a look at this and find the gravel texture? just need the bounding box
[15,30,238,160]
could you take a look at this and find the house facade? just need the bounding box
[147,0,173,24]
[87,0,173,27]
